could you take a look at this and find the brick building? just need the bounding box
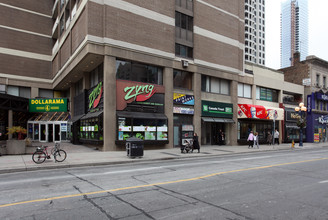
[0,0,245,150]
[281,52,328,143]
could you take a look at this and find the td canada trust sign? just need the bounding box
[29,98,68,112]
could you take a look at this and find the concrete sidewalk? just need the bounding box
[0,142,327,174]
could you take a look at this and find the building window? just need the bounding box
[0,84,5,94]
[174,70,193,90]
[90,63,104,88]
[201,75,230,95]
[323,76,326,88]
[256,87,278,102]
[175,43,193,59]
[175,12,193,31]
[75,78,83,96]
[7,86,31,98]
[238,83,251,98]
[116,60,163,85]
[316,74,320,87]
[39,89,53,98]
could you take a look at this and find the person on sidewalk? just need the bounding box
[274,129,280,145]
[192,133,200,153]
[247,131,254,148]
[218,129,225,145]
[254,132,259,149]
[267,131,272,145]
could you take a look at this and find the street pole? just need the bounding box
[272,118,275,145]
[299,110,303,147]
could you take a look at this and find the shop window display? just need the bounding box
[118,117,167,141]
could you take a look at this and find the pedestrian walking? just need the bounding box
[192,133,200,153]
[254,132,259,149]
[247,131,254,148]
[267,131,272,145]
[274,129,279,145]
[218,129,225,145]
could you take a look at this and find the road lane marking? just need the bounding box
[1,157,328,208]
[319,180,328,183]
[0,156,273,186]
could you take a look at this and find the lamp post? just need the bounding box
[295,102,307,147]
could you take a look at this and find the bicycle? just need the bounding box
[32,143,67,164]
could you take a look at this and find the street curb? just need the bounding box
[1,146,321,174]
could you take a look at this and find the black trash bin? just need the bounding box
[126,137,144,158]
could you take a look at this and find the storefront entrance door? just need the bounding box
[40,124,47,142]
[48,124,53,142]
[54,124,60,142]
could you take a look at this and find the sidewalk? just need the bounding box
[0,142,327,174]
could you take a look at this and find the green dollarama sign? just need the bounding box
[29,98,68,112]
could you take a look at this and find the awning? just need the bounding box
[81,110,103,120]
[69,114,85,123]
[202,117,234,123]
[117,111,167,120]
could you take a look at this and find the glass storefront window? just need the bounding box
[117,117,168,141]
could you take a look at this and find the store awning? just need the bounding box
[202,117,234,123]
[81,110,103,120]
[69,114,85,123]
[117,111,167,120]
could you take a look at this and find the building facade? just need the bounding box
[282,53,328,143]
[0,0,245,150]
[239,62,304,145]
[280,0,308,68]
[244,0,266,66]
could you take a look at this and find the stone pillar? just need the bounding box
[30,87,39,98]
[164,67,173,149]
[8,110,13,140]
[230,80,238,145]
[252,84,257,104]
[103,56,116,151]
[193,72,201,142]
[70,84,76,117]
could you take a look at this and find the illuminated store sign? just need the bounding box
[89,82,103,109]
[29,98,68,112]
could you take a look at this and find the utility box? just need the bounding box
[126,137,144,158]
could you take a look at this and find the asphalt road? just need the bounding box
[1,148,328,220]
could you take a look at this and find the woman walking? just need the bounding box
[192,133,200,153]
[247,131,254,148]
[267,131,272,145]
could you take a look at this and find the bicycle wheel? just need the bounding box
[54,150,67,162]
[32,151,46,164]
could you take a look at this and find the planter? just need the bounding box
[0,145,6,155]
[6,140,26,155]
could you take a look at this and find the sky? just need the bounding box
[265,0,328,69]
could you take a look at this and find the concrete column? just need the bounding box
[103,56,116,151]
[8,110,13,140]
[230,80,238,145]
[70,84,76,117]
[193,72,201,142]
[163,67,174,149]
[252,84,257,104]
[30,87,39,98]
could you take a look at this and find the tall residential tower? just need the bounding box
[244,0,266,66]
[281,0,308,68]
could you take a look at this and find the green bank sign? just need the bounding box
[29,98,68,112]
[202,100,233,118]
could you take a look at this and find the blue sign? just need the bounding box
[316,93,328,101]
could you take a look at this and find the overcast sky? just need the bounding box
[265,0,328,69]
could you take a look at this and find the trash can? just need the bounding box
[126,137,144,158]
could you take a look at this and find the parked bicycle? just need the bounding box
[32,143,67,164]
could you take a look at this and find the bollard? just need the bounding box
[291,140,295,149]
